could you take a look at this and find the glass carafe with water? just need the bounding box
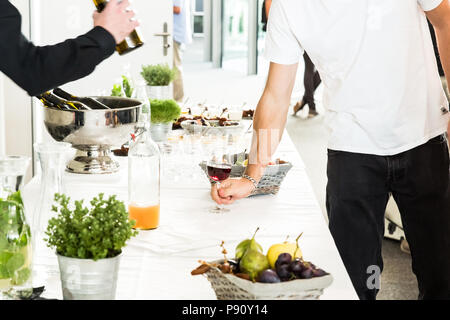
[0,156,32,296]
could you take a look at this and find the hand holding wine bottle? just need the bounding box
[93,0,140,47]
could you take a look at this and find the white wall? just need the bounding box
[1,0,33,180]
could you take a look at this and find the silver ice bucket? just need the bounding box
[43,97,142,174]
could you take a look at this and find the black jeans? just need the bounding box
[302,53,321,111]
[326,135,450,300]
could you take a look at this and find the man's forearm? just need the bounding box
[246,63,297,182]
[246,92,289,181]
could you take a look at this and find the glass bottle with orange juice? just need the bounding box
[128,122,160,230]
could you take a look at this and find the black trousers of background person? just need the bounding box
[302,53,321,111]
[326,134,450,300]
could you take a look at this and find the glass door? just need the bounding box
[221,0,249,74]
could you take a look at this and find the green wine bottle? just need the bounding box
[53,88,110,110]
[37,92,90,111]
[92,0,144,55]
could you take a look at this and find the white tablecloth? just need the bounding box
[22,130,358,300]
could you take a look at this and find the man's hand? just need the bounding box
[93,0,139,44]
[211,179,255,205]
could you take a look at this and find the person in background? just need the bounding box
[293,53,321,117]
[173,0,192,102]
[212,0,450,300]
[261,0,272,32]
[0,0,138,96]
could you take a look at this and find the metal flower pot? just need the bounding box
[146,85,172,100]
[150,122,172,143]
[57,254,121,300]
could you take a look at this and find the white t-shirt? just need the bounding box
[173,0,193,45]
[265,0,449,156]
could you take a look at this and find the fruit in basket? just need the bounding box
[312,268,327,277]
[276,263,294,281]
[235,228,263,260]
[300,267,314,279]
[191,232,330,288]
[267,233,303,269]
[290,258,304,276]
[227,259,240,273]
[239,249,270,281]
[259,269,281,283]
[275,253,292,268]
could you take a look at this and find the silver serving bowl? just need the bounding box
[43,97,142,174]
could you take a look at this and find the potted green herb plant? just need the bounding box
[150,99,181,142]
[45,193,137,300]
[141,64,176,100]
[110,75,135,98]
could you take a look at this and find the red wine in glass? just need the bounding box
[207,163,232,182]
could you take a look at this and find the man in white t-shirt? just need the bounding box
[212,0,450,300]
[173,0,192,102]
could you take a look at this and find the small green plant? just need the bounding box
[122,75,134,98]
[150,99,181,124]
[45,193,138,261]
[110,76,134,98]
[111,84,123,97]
[141,64,176,87]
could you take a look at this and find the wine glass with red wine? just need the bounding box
[207,152,233,213]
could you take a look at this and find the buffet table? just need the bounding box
[22,129,358,300]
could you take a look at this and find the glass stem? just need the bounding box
[216,181,224,210]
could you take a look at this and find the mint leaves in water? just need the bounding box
[0,191,32,288]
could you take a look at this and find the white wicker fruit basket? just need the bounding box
[205,260,333,300]
[199,157,293,196]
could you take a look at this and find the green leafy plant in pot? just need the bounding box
[45,193,137,300]
[110,75,135,98]
[141,64,176,100]
[150,99,181,143]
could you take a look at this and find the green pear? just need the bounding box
[235,228,263,260]
[239,249,270,281]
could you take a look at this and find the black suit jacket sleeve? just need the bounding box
[0,0,116,96]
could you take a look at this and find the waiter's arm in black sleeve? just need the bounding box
[0,0,138,96]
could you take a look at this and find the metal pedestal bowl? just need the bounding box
[43,97,142,174]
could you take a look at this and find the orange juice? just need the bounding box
[129,204,160,230]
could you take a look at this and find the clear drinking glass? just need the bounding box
[0,156,32,298]
[32,142,72,286]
